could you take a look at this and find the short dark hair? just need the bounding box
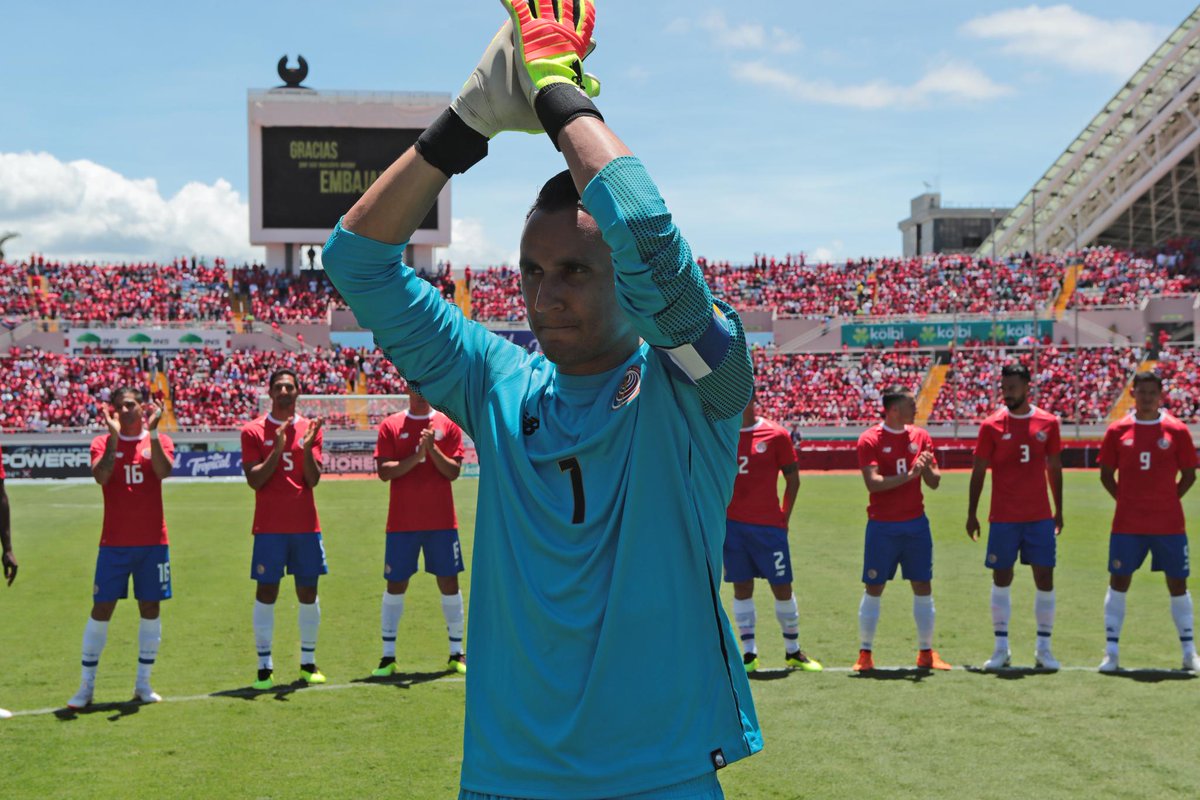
[269,368,301,393]
[526,170,585,220]
[881,386,913,411]
[111,386,144,405]
[1131,370,1163,389]
[1000,363,1031,383]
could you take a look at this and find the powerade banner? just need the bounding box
[67,328,229,353]
[1,445,91,479]
[841,319,1053,347]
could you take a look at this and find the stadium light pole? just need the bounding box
[1031,188,1038,254]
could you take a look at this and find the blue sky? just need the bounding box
[0,1,1191,265]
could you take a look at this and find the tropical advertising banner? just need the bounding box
[67,328,229,353]
[840,319,1054,347]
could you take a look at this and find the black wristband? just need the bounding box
[534,82,604,150]
[414,108,488,177]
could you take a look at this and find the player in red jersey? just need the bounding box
[0,444,16,720]
[370,390,468,677]
[724,394,821,673]
[241,369,326,690]
[67,387,174,710]
[1098,371,1198,672]
[854,386,949,672]
[966,363,1064,671]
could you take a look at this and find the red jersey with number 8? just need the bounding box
[1099,412,1196,535]
[857,424,934,522]
[975,406,1062,523]
[90,432,174,546]
[241,414,323,534]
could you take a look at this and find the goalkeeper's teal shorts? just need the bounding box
[459,772,723,800]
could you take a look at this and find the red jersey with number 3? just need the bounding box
[90,432,174,546]
[727,418,798,528]
[1099,412,1196,535]
[975,406,1062,523]
[241,414,323,534]
[375,410,464,532]
[857,424,934,522]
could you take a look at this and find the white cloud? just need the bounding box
[0,151,262,263]
[671,11,801,54]
[962,5,1169,78]
[732,60,1012,109]
[436,217,517,268]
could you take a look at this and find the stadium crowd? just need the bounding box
[1070,246,1200,307]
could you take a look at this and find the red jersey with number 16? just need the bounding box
[857,424,934,522]
[375,410,464,532]
[975,406,1062,523]
[727,418,798,528]
[1099,412,1196,535]
[241,414,323,534]
[90,431,174,547]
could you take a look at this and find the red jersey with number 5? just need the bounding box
[975,406,1062,523]
[241,414,323,534]
[375,410,464,532]
[727,418,798,528]
[1099,412,1196,535]
[857,424,934,522]
[90,432,174,546]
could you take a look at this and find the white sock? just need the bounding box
[298,600,321,665]
[990,584,1011,651]
[1170,592,1196,657]
[774,597,801,654]
[381,591,405,658]
[80,618,109,685]
[441,593,465,656]
[1035,589,1056,650]
[253,600,275,670]
[858,593,881,651]
[913,594,935,650]
[137,617,161,686]
[733,598,757,655]
[1104,588,1127,655]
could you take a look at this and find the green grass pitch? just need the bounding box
[2,473,1198,799]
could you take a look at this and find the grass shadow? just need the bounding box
[54,699,146,723]
[747,668,793,682]
[963,665,1059,680]
[1100,669,1197,683]
[352,670,455,689]
[847,668,934,682]
[210,679,309,702]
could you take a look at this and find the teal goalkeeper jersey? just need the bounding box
[323,157,762,799]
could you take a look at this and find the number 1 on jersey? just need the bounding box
[558,457,585,524]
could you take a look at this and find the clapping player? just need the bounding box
[68,388,174,709]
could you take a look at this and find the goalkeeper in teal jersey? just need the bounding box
[322,3,760,798]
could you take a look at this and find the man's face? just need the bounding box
[1000,375,1030,411]
[887,395,916,426]
[520,207,638,376]
[113,392,142,427]
[269,375,298,412]
[1132,380,1162,416]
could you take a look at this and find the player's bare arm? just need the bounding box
[91,410,121,485]
[0,479,15,585]
[1099,464,1118,501]
[920,450,941,490]
[1178,467,1196,499]
[1047,451,1064,534]
[781,463,800,527]
[861,463,921,494]
[146,401,173,480]
[375,451,426,482]
[421,428,463,481]
[244,417,290,490]
[301,417,323,487]
[965,456,988,541]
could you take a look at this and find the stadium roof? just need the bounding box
[978,6,1200,257]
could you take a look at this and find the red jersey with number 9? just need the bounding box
[241,414,323,534]
[857,424,934,522]
[90,431,174,546]
[1099,412,1196,535]
[375,410,464,532]
[726,418,798,528]
[975,406,1062,523]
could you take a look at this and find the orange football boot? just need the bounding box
[917,649,952,670]
[852,649,875,671]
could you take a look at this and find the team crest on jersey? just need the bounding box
[908,442,920,453]
[434,429,444,441]
[611,365,642,410]
[755,442,768,453]
[1158,437,1171,450]
[1035,430,1047,442]
[142,448,151,458]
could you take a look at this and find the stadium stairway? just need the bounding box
[150,369,179,431]
[1052,263,1083,319]
[915,356,951,425]
[457,282,472,318]
[347,371,370,428]
[1107,359,1157,422]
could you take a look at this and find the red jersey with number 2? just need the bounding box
[241,415,323,534]
[857,424,934,522]
[90,432,174,546]
[727,418,798,528]
[975,406,1062,523]
[1099,412,1196,535]
[375,410,464,532]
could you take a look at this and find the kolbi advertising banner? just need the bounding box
[840,319,1053,347]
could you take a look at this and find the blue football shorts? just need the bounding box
[862,515,933,584]
[1109,533,1190,579]
[94,544,172,602]
[986,519,1057,570]
[251,533,328,586]
[384,529,464,581]
[723,520,793,585]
